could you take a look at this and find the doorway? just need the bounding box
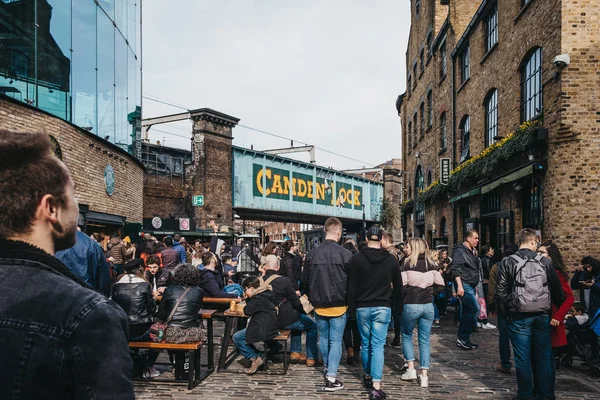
[480,211,513,262]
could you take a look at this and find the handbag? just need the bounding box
[149,287,191,343]
[300,294,314,314]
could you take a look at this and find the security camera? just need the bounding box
[553,54,570,69]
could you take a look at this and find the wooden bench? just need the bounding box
[129,309,216,390]
[270,329,291,375]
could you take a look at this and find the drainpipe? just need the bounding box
[451,53,458,245]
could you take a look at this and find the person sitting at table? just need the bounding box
[144,254,172,298]
[232,276,279,374]
[110,258,160,379]
[198,252,238,298]
[262,255,319,366]
[158,263,205,378]
[222,254,237,282]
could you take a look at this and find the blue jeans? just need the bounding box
[315,312,348,378]
[114,263,124,275]
[433,298,439,320]
[356,307,391,382]
[509,314,554,399]
[498,315,512,369]
[232,328,261,360]
[401,303,435,369]
[286,314,318,360]
[458,283,479,342]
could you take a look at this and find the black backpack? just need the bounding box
[510,254,551,313]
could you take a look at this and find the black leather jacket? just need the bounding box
[280,252,299,290]
[0,239,134,399]
[301,239,353,308]
[111,275,157,326]
[158,285,204,328]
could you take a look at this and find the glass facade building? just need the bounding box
[0,0,141,152]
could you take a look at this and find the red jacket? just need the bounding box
[551,272,574,348]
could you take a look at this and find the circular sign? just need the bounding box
[104,164,115,196]
[180,219,189,230]
[152,217,162,229]
[49,135,63,160]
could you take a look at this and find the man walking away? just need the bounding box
[302,217,353,392]
[161,235,181,274]
[173,234,187,263]
[452,229,482,350]
[0,130,134,399]
[347,227,403,400]
[496,229,564,400]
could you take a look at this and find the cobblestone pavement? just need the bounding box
[134,311,600,399]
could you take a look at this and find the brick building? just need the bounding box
[0,95,144,237]
[397,0,599,266]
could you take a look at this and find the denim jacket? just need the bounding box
[0,239,134,400]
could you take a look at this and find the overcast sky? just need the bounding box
[142,0,410,170]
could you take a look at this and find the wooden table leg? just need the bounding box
[217,316,233,372]
[207,318,214,371]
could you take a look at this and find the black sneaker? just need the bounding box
[363,375,373,389]
[324,379,344,392]
[370,389,387,400]
[266,342,283,358]
[389,337,401,348]
[467,341,478,349]
[457,338,474,350]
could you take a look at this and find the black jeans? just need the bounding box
[343,320,361,352]
[130,324,160,375]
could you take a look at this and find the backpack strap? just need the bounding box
[264,274,280,286]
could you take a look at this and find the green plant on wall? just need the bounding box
[380,198,400,230]
[418,120,541,204]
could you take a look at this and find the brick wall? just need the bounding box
[0,96,144,223]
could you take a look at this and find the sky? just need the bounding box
[142,0,410,170]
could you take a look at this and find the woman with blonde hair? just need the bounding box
[400,238,445,388]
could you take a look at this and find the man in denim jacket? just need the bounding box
[0,130,134,399]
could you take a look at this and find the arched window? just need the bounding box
[485,89,498,147]
[415,166,425,222]
[427,90,433,129]
[440,112,447,150]
[408,185,412,199]
[413,113,418,147]
[521,47,542,122]
[420,102,425,137]
[427,170,432,186]
[408,75,412,94]
[407,121,412,149]
[413,64,418,87]
[420,49,425,74]
[459,115,471,163]
[440,217,448,238]
[415,0,421,15]
[427,32,433,57]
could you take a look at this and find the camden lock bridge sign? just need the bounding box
[232,146,383,223]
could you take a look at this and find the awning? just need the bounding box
[86,211,126,225]
[480,164,533,194]
[449,187,481,203]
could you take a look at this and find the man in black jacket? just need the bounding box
[302,217,353,392]
[281,239,300,291]
[198,252,238,298]
[0,130,134,399]
[451,229,482,350]
[263,255,318,366]
[496,229,564,400]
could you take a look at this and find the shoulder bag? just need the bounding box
[149,287,191,343]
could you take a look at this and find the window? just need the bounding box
[521,47,542,122]
[420,49,425,75]
[413,64,417,87]
[485,89,498,147]
[415,0,421,15]
[440,217,448,238]
[407,121,412,149]
[461,45,470,83]
[440,40,447,78]
[413,113,418,147]
[522,0,533,7]
[427,91,433,129]
[420,102,425,137]
[485,3,498,53]
[523,180,542,229]
[427,170,432,186]
[459,115,471,163]
[415,166,425,222]
[409,185,412,199]
[427,32,433,58]
[408,76,412,94]
[440,112,447,150]
[481,193,502,215]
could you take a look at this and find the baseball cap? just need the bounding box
[366,226,383,241]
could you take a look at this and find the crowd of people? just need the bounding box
[1,129,600,400]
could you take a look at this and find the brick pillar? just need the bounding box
[188,109,240,231]
[383,167,403,243]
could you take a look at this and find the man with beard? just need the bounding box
[0,130,134,399]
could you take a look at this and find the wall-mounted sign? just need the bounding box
[151,217,162,229]
[49,135,62,160]
[179,218,190,231]
[440,158,451,185]
[104,164,115,196]
[192,195,204,206]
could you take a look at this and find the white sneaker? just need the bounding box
[482,322,496,330]
[476,322,483,329]
[143,367,160,378]
[401,368,417,381]
[419,374,429,388]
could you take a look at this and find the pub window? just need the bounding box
[521,47,542,122]
[459,115,471,163]
[427,90,433,129]
[485,89,498,147]
[440,217,448,238]
[461,45,470,83]
[523,180,542,229]
[481,193,502,215]
[415,166,425,222]
[485,3,498,53]
[440,112,447,150]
